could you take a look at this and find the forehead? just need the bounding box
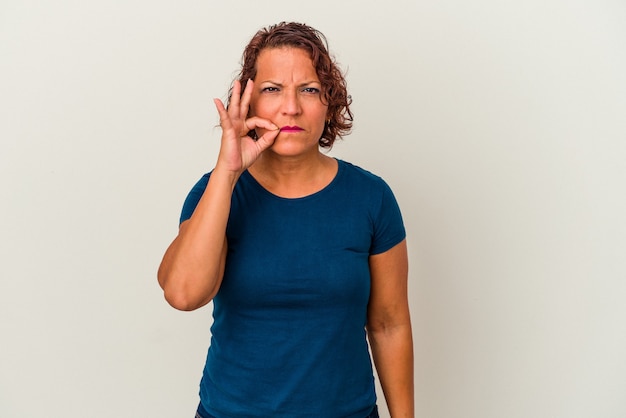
[255,47,319,81]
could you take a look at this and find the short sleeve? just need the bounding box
[369,180,406,255]
[179,173,210,224]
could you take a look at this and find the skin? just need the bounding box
[247,47,338,197]
[368,240,414,417]
[157,46,414,416]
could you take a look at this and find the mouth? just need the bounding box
[279,126,304,132]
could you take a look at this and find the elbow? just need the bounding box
[163,288,206,311]
[366,310,413,337]
[158,269,214,311]
[161,278,214,311]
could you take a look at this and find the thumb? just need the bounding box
[255,127,280,151]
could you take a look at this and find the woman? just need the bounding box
[158,22,413,418]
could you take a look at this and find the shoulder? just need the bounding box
[338,159,380,180]
[195,172,211,189]
[337,159,387,185]
[335,160,405,254]
[179,172,212,224]
[336,159,396,197]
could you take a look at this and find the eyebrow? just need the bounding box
[259,80,321,87]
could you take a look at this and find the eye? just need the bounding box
[302,87,320,94]
[261,86,279,93]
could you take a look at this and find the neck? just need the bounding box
[248,152,337,198]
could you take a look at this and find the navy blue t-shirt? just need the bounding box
[180,159,405,417]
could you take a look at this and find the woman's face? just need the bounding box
[250,47,328,158]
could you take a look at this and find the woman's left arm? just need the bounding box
[367,239,414,417]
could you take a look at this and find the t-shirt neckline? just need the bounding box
[242,158,345,202]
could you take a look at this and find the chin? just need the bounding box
[268,140,318,157]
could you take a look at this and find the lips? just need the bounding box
[279,126,304,132]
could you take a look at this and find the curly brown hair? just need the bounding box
[228,22,353,148]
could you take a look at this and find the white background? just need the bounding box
[1,1,625,417]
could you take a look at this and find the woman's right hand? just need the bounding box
[213,79,279,174]
[158,80,278,311]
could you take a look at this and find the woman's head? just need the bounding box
[231,22,352,148]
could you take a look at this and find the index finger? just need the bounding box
[239,79,254,118]
[228,80,242,118]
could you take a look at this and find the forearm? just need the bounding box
[368,323,414,417]
[157,168,239,310]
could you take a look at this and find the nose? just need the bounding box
[281,89,302,116]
